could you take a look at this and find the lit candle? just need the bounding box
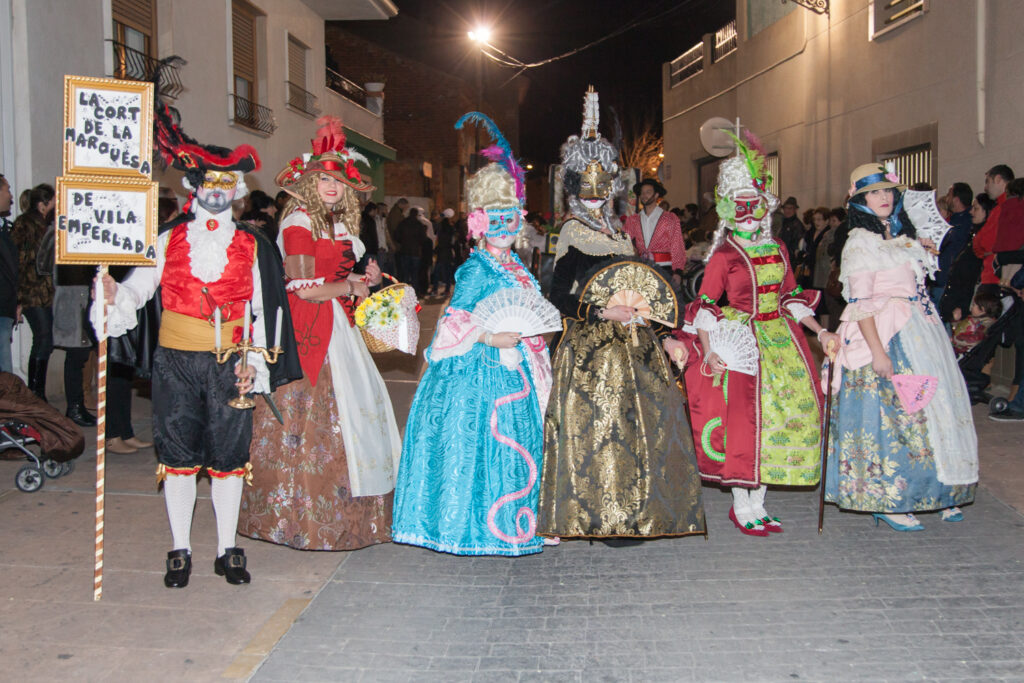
[243,301,251,342]
[273,306,282,349]
[214,307,222,351]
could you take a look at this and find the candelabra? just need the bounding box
[212,339,282,409]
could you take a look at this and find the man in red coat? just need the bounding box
[622,179,686,288]
[973,164,1014,286]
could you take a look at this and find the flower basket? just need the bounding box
[355,274,420,354]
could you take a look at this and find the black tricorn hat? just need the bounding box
[633,177,667,198]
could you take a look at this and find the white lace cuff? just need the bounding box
[786,302,816,322]
[244,351,270,395]
[693,307,719,332]
[286,277,325,292]
[93,286,141,338]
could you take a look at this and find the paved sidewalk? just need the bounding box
[1,302,1022,681]
[0,302,444,682]
[252,483,1024,683]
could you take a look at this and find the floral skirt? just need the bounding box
[238,360,392,550]
[824,329,976,513]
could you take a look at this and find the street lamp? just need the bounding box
[467,26,493,154]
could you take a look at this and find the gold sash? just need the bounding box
[159,309,240,352]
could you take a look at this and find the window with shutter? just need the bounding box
[112,0,155,80]
[288,36,306,89]
[232,0,257,102]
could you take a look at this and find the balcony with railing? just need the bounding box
[326,68,367,108]
[714,20,738,62]
[670,41,704,87]
[231,94,277,135]
[286,81,319,117]
[108,40,184,98]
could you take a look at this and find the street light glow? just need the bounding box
[526,164,533,170]
[468,25,492,43]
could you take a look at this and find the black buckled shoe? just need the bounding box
[66,403,97,427]
[164,549,192,588]
[214,547,251,585]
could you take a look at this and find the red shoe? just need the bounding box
[760,516,784,533]
[729,507,769,537]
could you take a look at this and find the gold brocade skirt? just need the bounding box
[538,320,706,538]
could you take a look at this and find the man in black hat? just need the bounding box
[97,106,300,590]
[622,178,686,288]
[773,195,805,262]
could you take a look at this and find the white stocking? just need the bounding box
[163,474,197,552]
[749,485,768,519]
[731,487,754,525]
[211,475,244,557]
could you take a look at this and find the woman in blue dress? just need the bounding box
[825,163,978,531]
[392,115,553,555]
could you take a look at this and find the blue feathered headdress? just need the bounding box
[455,112,526,205]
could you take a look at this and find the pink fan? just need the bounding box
[892,374,939,414]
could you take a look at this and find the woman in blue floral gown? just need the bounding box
[392,117,553,556]
[824,163,978,531]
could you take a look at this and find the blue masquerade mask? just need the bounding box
[486,208,521,238]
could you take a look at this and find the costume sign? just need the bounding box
[58,76,158,268]
[56,177,158,265]
[57,75,157,601]
[63,76,152,177]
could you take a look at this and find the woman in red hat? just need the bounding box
[238,117,402,550]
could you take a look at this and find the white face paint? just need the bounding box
[195,183,237,215]
[485,232,518,249]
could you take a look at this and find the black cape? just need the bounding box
[108,214,303,391]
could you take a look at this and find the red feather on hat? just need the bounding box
[311,115,346,156]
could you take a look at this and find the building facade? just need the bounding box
[0,0,397,384]
[662,0,1024,386]
[662,0,1024,209]
[0,0,397,207]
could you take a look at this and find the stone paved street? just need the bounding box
[251,479,1024,682]
[2,302,1022,682]
[249,365,1024,683]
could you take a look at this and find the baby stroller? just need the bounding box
[957,287,1023,407]
[0,372,85,492]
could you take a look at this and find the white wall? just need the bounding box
[663,0,1024,209]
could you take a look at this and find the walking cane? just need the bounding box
[818,353,836,535]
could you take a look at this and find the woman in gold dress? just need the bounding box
[537,89,705,543]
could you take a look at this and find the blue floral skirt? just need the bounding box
[824,330,976,513]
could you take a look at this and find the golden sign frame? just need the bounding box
[55,175,159,266]
[63,75,153,179]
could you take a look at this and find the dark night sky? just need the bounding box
[336,0,733,165]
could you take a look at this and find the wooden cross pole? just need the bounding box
[93,264,108,600]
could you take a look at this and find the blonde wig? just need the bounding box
[466,163,519,212]
[281,171,361,241]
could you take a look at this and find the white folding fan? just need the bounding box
[708,319,759,376]
[470,288,562,337]
[903,189,951,270]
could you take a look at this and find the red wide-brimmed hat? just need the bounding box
[276,116,374,196]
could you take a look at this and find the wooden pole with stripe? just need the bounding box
[94,265,108,601]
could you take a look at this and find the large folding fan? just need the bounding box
[579,260,678,328]
[708,319,759,376]
[470,288,562,337]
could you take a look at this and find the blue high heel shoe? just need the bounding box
[872,513,924,532]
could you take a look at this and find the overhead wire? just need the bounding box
[475,0,703,70]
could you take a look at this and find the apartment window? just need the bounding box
[764,152,780,198]
[112,0,155,80]
[870,0,928,41]
[670,41,704,87]
[872,123,937,190]
[879,144,933,189]
[232,0,258,108]
[286,35,317,116]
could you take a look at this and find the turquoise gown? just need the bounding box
[392,249,550,556]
